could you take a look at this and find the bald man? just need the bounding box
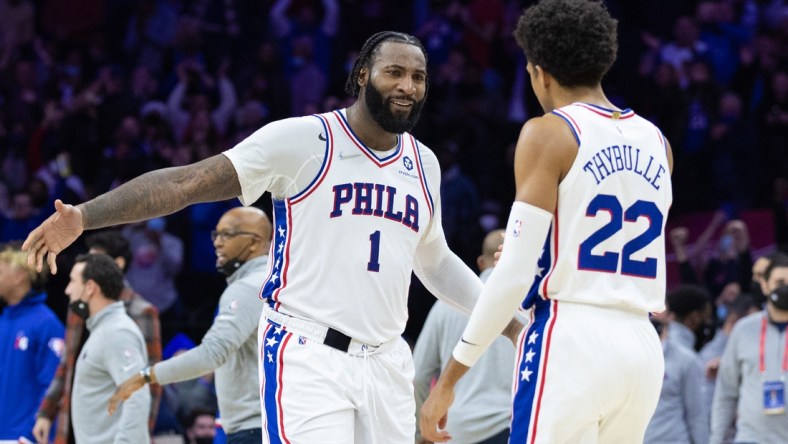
[110,207,272,443]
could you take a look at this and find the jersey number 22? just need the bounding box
[578,194,663,278]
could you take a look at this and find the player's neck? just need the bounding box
[345,103,399,152]
[551,85,617,111]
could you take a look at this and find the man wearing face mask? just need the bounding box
[34,230,162,444]
[66,253,150,443]
[110,207,271,444]
[710,252,788,444]
[666,284,713,352]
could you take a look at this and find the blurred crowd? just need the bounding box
[1,0,788,295]
[1,0,788,441]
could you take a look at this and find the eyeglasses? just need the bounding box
[210,230,260,242]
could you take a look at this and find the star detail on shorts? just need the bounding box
[525,348,535,363]
[278,226,285,238]
[521,367,533,382]
[267,351,274,363]
[277,242,284,253]
[274,326,284,335]
[266,337,279,347]
[535,266,544,277]
[528,331,539,345]
[271,272,278,283]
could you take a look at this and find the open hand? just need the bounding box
[419,384,454,442]
[22,200,83,273]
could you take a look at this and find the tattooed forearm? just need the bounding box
[79,154,241,230]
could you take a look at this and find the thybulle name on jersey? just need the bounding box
[330,182,420,232]
[581,144,668,191]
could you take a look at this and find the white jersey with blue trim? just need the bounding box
[524,102,672,314]
[224,109,439,345]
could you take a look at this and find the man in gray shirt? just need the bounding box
[414,229,520,444]
[67,253,150,444]
[711,253,788,444]
[666,285,712,352]
[110,207,272,443]
[644,318,709,444]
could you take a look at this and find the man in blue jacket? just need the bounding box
[0,242,64,442]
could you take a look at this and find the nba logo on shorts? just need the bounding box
[513,220,523,238]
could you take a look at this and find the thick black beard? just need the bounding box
[363,81,425,134]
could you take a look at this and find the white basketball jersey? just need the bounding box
[261,110,435,345]
[524,103,672,314]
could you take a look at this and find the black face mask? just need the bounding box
[216,258,244,277]
[193,438,214,444]
[769,286,788,311]
[69,299,90,320]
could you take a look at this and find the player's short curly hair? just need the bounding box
[514,0,618,87]
[344,31,428,97]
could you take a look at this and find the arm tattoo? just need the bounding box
[79,154,241,230]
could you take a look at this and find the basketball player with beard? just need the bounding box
[24,31,520,443]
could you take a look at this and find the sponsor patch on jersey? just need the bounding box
[403,156,413,171]
[48,337,65,358]
[513,220,523,238]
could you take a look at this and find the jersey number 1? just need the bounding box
[368,231,381,272]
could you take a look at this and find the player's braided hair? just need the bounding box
[344,31,428,97]
[514,0,617,87]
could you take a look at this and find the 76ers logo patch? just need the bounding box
[403,156,414,171]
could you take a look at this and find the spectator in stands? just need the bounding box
[183,408,217,444]
[123,217,183,343]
